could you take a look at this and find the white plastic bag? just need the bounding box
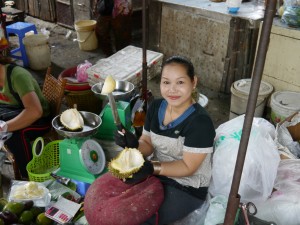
[275,115,300,158]
[204,195,228,225]
[255,159,300,225]
[209,115,280,204]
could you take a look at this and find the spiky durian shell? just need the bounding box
[108,148,145,179]
[60,108,84,131]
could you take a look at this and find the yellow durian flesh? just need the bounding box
[108,148,145,179]
[101,75,116,94]
[60,108,84,131]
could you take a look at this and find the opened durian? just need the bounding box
[108,148,145,179]
[60,108,84,131]
[101,75,116,94]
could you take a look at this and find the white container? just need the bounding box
[226,0,242,13]
[23,34,51,70]
[74,20,98,51]
[270,91,300,124]
[229,79,273,120]
[198,93,209,108]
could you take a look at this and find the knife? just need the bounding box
[107,92,123,131]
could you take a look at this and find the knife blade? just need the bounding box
[107,92,122,131]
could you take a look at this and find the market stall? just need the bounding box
[149,0,265,93]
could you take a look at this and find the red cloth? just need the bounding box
[84,173,164,225]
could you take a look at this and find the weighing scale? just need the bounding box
[91,80,135,140]
[52,111,107,184]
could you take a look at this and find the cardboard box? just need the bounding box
[280,112,300,141]
[287,118,300,142]
[86,45,164,86]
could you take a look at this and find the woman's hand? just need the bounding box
[113,124,139,149]
[124,160,154,184]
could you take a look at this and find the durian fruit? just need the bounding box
[101,75,116,94]
[108,148,145,179]
[60,108,84,131]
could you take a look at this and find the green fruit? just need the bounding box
[18,210,34,225]
[0,199,8,211]
[36,213,53,225]
[23,200,34,210]
[30,206,44,219]
[2,202,25,216]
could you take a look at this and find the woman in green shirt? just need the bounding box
[0,56,51,178]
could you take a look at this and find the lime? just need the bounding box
[2,201,25,216]
[36,212,53,225]
[18,210,34,225]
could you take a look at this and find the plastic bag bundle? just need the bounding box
[209,115,280,204]
[76,60,92,82]
[255,159,300,225]
[281,0,300,27]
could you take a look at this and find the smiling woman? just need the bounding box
[113,55,216,224]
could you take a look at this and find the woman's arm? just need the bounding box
[6,91,43,132]
[138,134,208,177]
[159,152,207,177]
[138,134,154,157]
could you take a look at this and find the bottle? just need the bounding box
[226,0,242,13]
[0,26,8,50]
[132,100,146,138]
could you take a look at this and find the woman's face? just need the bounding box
[160,63,196,108]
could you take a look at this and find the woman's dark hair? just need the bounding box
[161,55,195,81]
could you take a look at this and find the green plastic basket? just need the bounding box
[26,138,61,182]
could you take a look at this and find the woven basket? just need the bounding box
[26,139,61,182]
[64,89,103,114]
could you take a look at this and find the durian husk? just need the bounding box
[60,108,84,131]
[101,75,116,94]
[108,148,145,179]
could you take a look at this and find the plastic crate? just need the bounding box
[86,45,164,86]
[26,139,61,182]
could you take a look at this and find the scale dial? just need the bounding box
[79,139,106,175]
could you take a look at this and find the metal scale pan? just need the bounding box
[91,80,135,101]
[52,111,102,138]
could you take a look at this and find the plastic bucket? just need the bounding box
[23,34,51,70]
[270,91,300,124]
[229,79,273,120]
[74,20,98,51]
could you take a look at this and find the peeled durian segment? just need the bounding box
[108,148,145,179]
[101,75,116,94]
[60,108,84,131]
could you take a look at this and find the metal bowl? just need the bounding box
[91,80,135,101]
[52,111,102,138]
